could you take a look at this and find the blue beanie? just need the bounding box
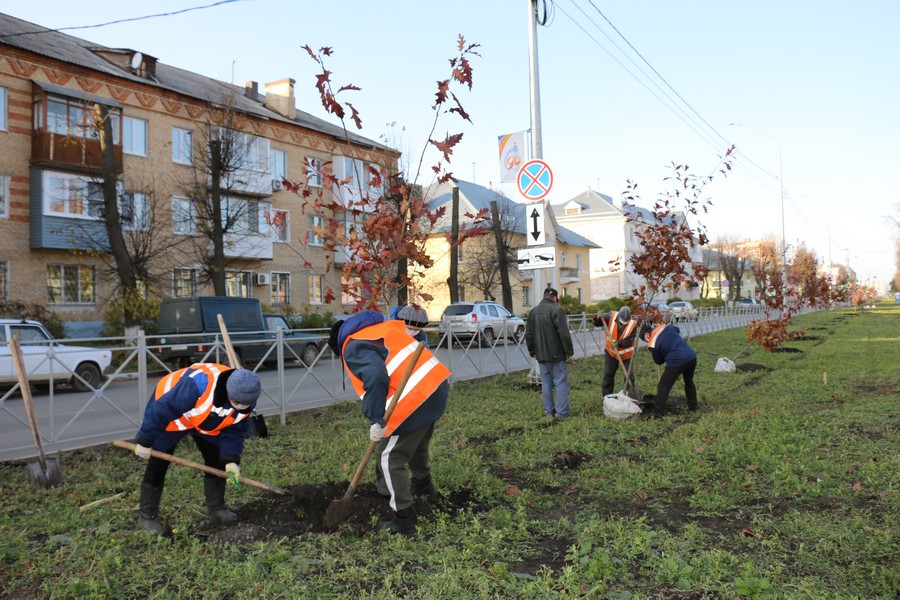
[226,369,261,404]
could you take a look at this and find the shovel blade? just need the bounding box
[28,458,63,488]
[323,496,355,530]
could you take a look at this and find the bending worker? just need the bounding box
[328,306,450,536]
[132,364,262,533]
[593,306,638,398]
[640,322,698,416]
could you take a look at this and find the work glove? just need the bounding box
[370,423,387,442]
[133,444,151,459]
[612,340,621,349]
[225,463,240,489]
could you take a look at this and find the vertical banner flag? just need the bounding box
[498,131,526,183]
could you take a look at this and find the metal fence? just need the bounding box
[1,304,783,461]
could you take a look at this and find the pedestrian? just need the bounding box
[593,306,638,397]
[525,287,574,419]
[131,364,262,533]
[640,322,698,416]
[327,307,450,536]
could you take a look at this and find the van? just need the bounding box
[156,297,321,367]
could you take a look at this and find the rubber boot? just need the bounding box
[138,482,166,534]
[411,474,436,497]
[204,477,237,522]
[376,505,417,537]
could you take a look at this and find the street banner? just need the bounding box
[498,131,525,183]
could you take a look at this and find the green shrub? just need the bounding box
[101,292,161,337]
[0,300,66,338]
[276,305,336,330]
[559,295,586,315]
[695,297,725,308]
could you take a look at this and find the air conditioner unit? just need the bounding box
[271,178,284,191]
[255,272,271,285]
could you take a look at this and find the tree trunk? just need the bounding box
[491,200,513,311]
[447,186,459,303]
[209,140,227,296]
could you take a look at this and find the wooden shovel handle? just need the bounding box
[342,342,426,499]
[217,314,242,369]
[10,336,49,471]
[113,439,289,496]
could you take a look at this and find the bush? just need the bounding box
[559,295,586,315]
[695,297,725,308]
[101,292,161,337]
[275,305,337,330]
[588,297,630,314]
[0,300,66,338]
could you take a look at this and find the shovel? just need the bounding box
[601,317,643,402]
[113,440,301,498]
[323,342,425,530]
[10,336,63,488]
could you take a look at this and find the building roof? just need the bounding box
[0,12,388,151]
[425,180,599,248]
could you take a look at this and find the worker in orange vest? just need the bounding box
[593,306,638,397]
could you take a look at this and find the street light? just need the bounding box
[730,123,788,295]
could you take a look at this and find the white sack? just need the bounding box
[715,357,737,373]
[603,393,642,420]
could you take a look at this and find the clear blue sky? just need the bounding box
[6,1,898,289]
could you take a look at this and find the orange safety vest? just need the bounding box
[343,320,451,435]
[604,311,638,359]
[647,324,667,349]
[155,363,248,435]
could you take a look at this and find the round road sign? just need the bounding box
[517,159,553,201]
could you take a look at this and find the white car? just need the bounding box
[0,319,111,391]
[668,301,699,322]
[439,301,526,346]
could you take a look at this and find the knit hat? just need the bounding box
[226,369,261,405]
[397,304,429,329]
[616,306,631,324]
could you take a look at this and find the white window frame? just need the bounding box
[0,86,7,131]
[271,272,290,305]
[172,196,196,235]
[226,271,253,298]
[42,171,109,219]
[263,207,289,243]
[576,253,582,270]
[172,127,193,164]
[308,215,324,246]
[270,148,286,181]
[173,267,197,298]
[123,116,148,156]
[228,130,268,173]
[0,174,8,219]
[47,264,96,305]
[308,274,324,304]
[121,192,149,230]
[306,157,323,187]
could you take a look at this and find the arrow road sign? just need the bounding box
[526,202,545,246]
[517,246,556,270]
[517,159,553,201]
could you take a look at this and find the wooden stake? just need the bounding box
[79,491,128,513]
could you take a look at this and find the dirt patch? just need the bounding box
[551,451,591,470]
[737,363,772,372]
[775,347,803,353]
[513,533,573,575]
[792,335,821,342]
[191,482,485,543]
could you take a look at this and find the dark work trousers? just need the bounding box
[655,359,698,412]
[142,432,225,487]
[376,422,436,513]
[602,352,634,397]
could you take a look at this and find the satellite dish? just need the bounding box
[130,52,143,70]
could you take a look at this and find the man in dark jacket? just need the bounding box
[640,323,698,416]
[132,365,261,533]
[525,288,574,418]
[328,308,450,536]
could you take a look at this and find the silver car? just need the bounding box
[668,301,699,322]
[439,301,525,346]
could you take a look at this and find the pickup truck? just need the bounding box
[0,319,111,391]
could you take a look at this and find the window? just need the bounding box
[42,93,120,142]
[576,254,582,270]
[43,172,103,219]
[306,157,322,187]
[270,148,286,182]
[172,197,195,235]
[173,268,196,298]
[308,274,324,304]
[308,215,324,246]
[47,264,95,304]
[226,271,253,298]
[263,207,289,243]
[123,117,148,156]
[0,86,6,131]
[459,286,467,302]
[457,243,464,262]
[271,272,290,305]
[221,197,265,234]
[522,285,531,307]
[577,288,583,303]
[172,127,192,164]
[231,131,268,172]
[0,261,7,301]
[121,192,148,230]
[0,174,7,218]
[561,251,568,267]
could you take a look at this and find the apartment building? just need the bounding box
[0,12,397,323]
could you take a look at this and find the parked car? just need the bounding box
[439,301,525,346]
[640,301,673,322]
[738,298,759,313]
[263,314,323,366]
[156,297,321,367]
[0,319,111,391]
[668,301,698,322]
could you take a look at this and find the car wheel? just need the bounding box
[513,326,525,344]
[301,344,319,367]
[480,328,495,347]
[73,363,102,392]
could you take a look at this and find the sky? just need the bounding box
[5,0,898,290]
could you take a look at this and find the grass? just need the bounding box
[1,303,898,599]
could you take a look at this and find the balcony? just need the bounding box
[559,266,579,284]
[211,234,273,260]
[31,131,123,175]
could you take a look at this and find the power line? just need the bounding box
[0,1,243,39]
